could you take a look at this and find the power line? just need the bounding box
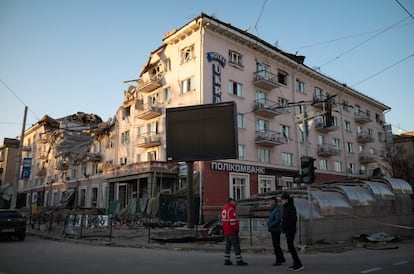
[351,54,414,87]
[0,78,40,121]
[254,0,268,36]
[395,0,414,21]
[292,21,413,50]
[319,16,410,68]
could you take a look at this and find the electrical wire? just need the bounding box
[351,54,414,87]
[395,0,414,21]
[0,78,41,121]
[319,16,410,68]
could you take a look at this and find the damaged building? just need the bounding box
[9,13,411,240]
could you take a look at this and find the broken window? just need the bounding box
[121,131,130,144]
[180,45,194,64]
[229,50,243,67]
[180,77,194,94]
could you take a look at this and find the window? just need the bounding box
[344,120,352,132]
[333,138,340,149]
[121,131,130,144]
[256,90,268,103]
[279,124,290,139]
[354,104,361,115]
[120,157,128,165]
[357,125,362,135]
[314,87,323,100]
[180,45,194,64]
[346,142,354,153]
[378,132,384,142]
[342,100,350,111]
[181,77,194,94]
[348,163,355,174]
[277,70,288,85]
[319,159,328,170]
[334,161,342,172]
[80,188,86,207]
[295,105,303,115]
[238,145,245,159]
[230,173,250,200]
[258,176,275,194]
[229,80,243,96]
[229,50,243,67]
[237,113,245,128]
[295,79,305,93]
[278,98,289,112]
[122,106,131,120]
[163,87,171,102]
[257,148,271,163]
[148,151,157,161]
[281,152,292,166]
[318,135,326,145]
[256,119,269,132]
[91,187,98,208]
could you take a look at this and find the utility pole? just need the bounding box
[11,106,28,209]
[301,105,313,245]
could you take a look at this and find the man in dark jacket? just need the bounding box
[281,193,304,271]
[267,197,286,266]
[221,198,248,266]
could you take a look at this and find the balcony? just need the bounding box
[359,152,375,163]
[255,130,286,146]
[357,131,374,143]
[354,112,372,124]
[317,144,340,157]
[253,99,284,118]
[137,134,162,148]
[136,75,162,93]
[135,102,163,120]
[314,119,339,133]
[56,161,69,170]
[253,70,280,90]
[83,153,102,162]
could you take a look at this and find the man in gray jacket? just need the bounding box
[267,197,286,266]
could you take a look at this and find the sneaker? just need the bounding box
[292,265,304,271]
[224,260,233,266]
[236,261,248,266]
[288,265,295,269]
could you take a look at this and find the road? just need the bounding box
[0,236,413,274]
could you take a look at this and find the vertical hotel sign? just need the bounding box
[21,157,32,180]
[207,52,226,103]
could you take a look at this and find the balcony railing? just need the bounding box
[253,70,280,90]
[135,102,163,120]
[253,99,284,117]
[357,131,374,143]
[136,75,162,93]
[137,134,162,148]
[359,153,375,163]
[255,130,286,146]
[354,112,372,124]
[317,144,340,156]
[314,119,339,133]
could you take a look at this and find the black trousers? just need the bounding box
[224,234,243,262]
[286,232,302,266]
[271,230,285,262]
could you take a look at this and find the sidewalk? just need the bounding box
[27,226,355,254]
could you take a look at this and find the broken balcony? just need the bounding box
[253,70,280,90]
[317,144,340,157]
[255,130,286,146]
[253,99,284,118]
[135,102,163,120]
[136,75,162,93]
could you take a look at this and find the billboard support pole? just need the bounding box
[186,161,195,228]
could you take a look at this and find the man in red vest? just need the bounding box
[221,198,248,266]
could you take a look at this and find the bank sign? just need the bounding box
[207,52,226,103]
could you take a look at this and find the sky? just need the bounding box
[1,0,413,143]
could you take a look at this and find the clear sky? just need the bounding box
[1,0,413,142]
